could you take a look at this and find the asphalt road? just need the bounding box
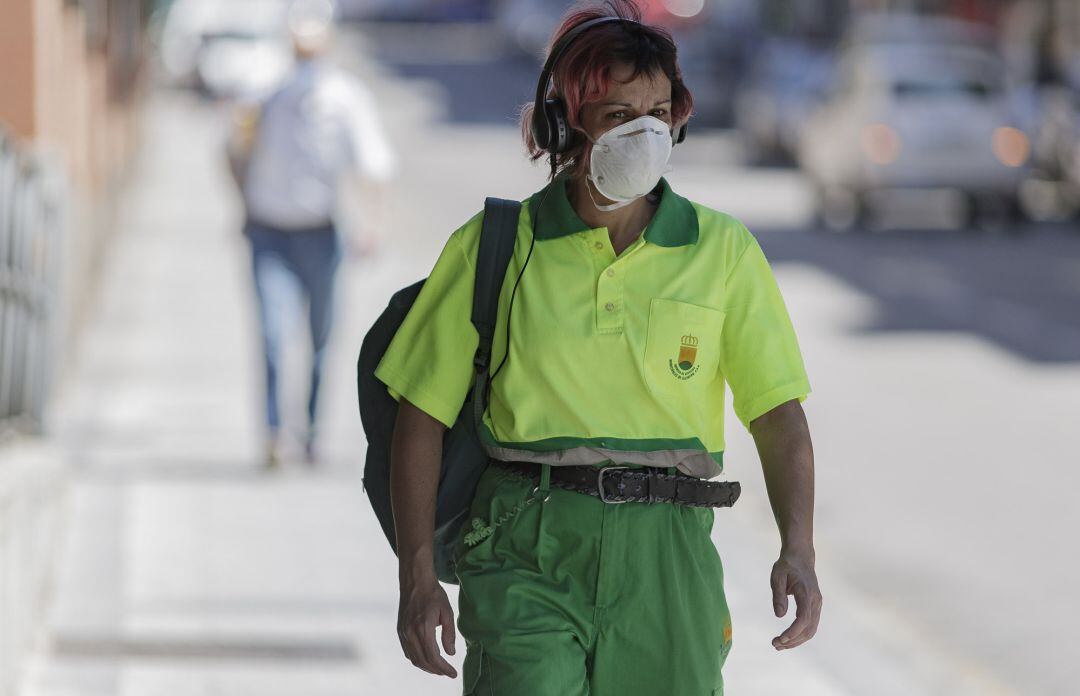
[754,224,1080,363]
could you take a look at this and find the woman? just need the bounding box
[376,2,821,693]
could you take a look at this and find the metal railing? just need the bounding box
[0,126,67,696]
[0,128,64,431]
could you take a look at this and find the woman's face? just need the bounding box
[578,62,674,142]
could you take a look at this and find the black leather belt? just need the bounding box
[493,461,740,509]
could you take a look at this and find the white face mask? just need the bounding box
[586,115,674,212]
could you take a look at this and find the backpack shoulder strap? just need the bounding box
[471,197,521,373]
[470,197,520,433]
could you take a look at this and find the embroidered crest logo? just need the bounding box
[669,334,700,380]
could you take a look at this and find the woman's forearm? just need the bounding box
[748,399,815,556]
[390,398,447,586]
[750,399,822,648]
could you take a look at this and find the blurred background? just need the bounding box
[1,0,1078,694]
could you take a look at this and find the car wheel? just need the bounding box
[969,193,1025,235]
[817,186,863,233]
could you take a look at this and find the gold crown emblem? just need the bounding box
[681,334,699,347]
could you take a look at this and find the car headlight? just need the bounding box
[662,0,706,17]
[860,123,902,165]
[992,126,1029,167]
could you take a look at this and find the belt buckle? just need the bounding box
[597,465,629,504]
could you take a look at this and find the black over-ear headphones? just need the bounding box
[530,15,688,155]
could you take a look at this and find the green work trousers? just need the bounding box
[454,462,733,696]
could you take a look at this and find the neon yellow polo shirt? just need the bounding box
[374,176,810,478]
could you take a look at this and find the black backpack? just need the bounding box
[357,198,521,584]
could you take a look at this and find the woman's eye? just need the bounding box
[652,108,668,117]
[608,111,628,120]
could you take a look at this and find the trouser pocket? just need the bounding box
[454,465,535,567]
[462,640,485,695]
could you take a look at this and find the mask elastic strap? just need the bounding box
[586,176,636,212]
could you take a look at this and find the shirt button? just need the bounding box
[604,302,615,312]
[606,269,616,277]
[594,241,604,250]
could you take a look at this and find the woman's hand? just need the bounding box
[770,549,822,650]
[397,574,458,678]
[390,399,455,676]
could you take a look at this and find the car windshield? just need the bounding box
[872,44,1003,99]
[172,0,286,39]
[769,58,832,91]
[202,30,264,42]
[893,78,995,99]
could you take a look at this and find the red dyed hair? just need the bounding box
[520,0,694,180]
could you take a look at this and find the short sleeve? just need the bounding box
[343,77,397,182]
[374,230,477,428]
[718,235,811,431]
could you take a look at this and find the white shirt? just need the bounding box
[243,59,396,229]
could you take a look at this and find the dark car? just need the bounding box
[734,40,834,165]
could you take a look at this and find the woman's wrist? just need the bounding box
[398,547,438,588]
[779,542,816,564]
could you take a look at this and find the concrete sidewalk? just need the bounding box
[16,41,1021,695]
[20,84,445,694]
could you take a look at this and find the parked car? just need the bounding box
[845,11,997,49]
[160,0,292,99]
[494,0,597,60]
[798,25,1030,230]
[734,39,834,164]
[1025,84,1080,218]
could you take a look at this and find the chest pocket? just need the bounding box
[643,298,725,398]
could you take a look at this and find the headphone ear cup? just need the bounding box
[544,98,571,154]
[531,110,550,151]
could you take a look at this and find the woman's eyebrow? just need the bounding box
[601,99,673,107]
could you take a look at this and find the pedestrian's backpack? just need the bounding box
[357,198,520,584]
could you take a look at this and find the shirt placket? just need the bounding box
[590,230,643,334]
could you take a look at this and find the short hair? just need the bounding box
[288,0,336,39]
[520,0,694,180]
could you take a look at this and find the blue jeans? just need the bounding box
[244,219,342,437]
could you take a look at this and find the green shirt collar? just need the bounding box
[527,175,699,247]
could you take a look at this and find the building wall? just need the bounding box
[0,2,143,692]
[0,0,141,189]
[0,0,144,375]
[0,0,38,138]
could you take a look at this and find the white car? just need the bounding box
[195,26,294,99]
[160,0,292,98]
[798,39,1030,230]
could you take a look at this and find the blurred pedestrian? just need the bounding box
[227,0,396,467]
[379,1,820,693]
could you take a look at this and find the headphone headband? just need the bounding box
[532,16,640,122]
